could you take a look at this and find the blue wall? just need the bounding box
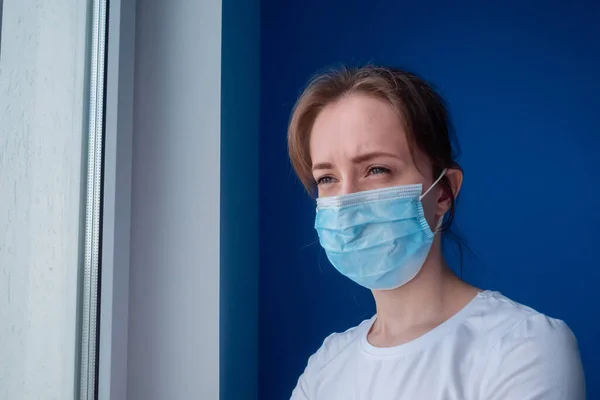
[220,0,260,398]
[259,1,600,399]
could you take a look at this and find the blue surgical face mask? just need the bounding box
[314,170,447,291]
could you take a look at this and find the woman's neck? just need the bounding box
[368,243,478,347]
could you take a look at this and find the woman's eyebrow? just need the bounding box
[312,162,333,172]
[350,151,402,164]
[312,152,402,171]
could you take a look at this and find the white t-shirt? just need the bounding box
[291,290,585,400]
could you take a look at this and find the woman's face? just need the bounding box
[309,93,447,226]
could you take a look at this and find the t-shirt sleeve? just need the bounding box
[290,332,338,400]
[290,344,324,400]
[290,355,315,400]
[482,314,585,400]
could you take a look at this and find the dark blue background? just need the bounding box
[258,1,600,398]
[221,0,260,398]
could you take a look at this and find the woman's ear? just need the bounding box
[437,168,463,215]
[446,168,463,198]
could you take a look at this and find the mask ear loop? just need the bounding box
[419,168,448,233]
[419,168,448,201]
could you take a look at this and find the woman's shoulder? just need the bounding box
[292,318,374,399]
[469,290,575,341]
[473,291,585,399]
[306,316,374,371]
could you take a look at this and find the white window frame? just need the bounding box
[97,0,136,398]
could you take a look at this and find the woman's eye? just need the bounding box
[316,176,334,185]
[368,166,391,176]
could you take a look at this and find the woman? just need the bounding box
[288,65,585,399]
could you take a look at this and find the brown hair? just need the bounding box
[287,64,461,230]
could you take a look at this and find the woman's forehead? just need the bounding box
[309,94,410,161]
